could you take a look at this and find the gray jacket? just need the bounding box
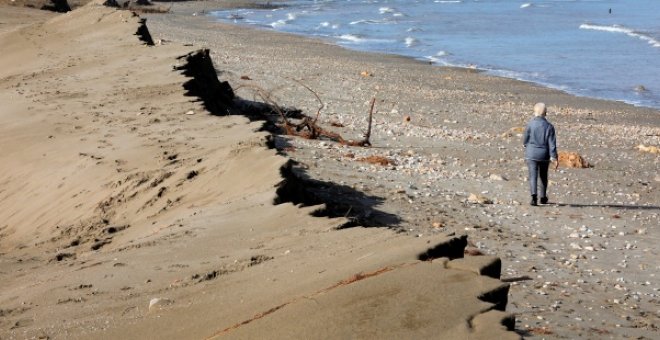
[523,117,558,161]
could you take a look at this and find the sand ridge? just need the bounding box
[0,3,519,339]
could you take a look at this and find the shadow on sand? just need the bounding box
[552,203,660,211]
[275,160,402,229]
[175,56,402,229]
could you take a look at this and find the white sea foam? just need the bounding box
[425,56,442,64]
[424,50,452,64]
[580,23,660,48]
[405,37,419,47]
[424,56,460,67]
[337,34,395,44]
[338,34,367,43]
[379,7,395,14]
[489,69,532,81]
[350,19,389,25]
[520,3,532,9]
[434,0,461,3]
[317,22,340,30]
[269,12,300,29]
[270,20,287,28]
[378,7,405,17]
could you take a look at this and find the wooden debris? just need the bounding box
[357,155,395,166]
[500,275,533,283]
[244,80,375,147]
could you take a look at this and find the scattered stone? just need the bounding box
[464,247,484,256]
[501,126,525,138]
[558,151,590,168]
[636,144,659,155]
[357,155,395,166]
[489,174,507,181]
[467,193,493,204]
[148,297,173,311]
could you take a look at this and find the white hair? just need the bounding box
[533,102,547,117]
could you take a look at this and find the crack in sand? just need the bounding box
[205,264,402,339]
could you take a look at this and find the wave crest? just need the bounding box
[580,23,660,48]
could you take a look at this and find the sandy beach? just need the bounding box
[1,1,658,339]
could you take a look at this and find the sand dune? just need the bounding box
[0,3,518,339]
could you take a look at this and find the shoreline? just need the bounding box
[204,3,660,111]
[158,0,660,116]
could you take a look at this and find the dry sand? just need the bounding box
[1,2,518,339]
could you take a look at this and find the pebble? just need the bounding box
[489,174,507,181]
[467,193,493,204]
[148,297,173,311]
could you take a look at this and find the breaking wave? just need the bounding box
[580,23,660,48]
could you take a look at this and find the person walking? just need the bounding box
[523,103,558,206]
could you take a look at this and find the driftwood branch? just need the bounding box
[236,80,375,147]
[343,97,375,147]
[290,78,324,124]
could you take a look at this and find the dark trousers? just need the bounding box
[527,160,549,197]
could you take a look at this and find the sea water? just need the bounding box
[211,0,660,109]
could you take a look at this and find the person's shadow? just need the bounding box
[550,203,660,211]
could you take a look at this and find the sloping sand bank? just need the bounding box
[0,3,518,339]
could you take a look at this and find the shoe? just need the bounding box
[540,197,548,204]
[530,195,538,206]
